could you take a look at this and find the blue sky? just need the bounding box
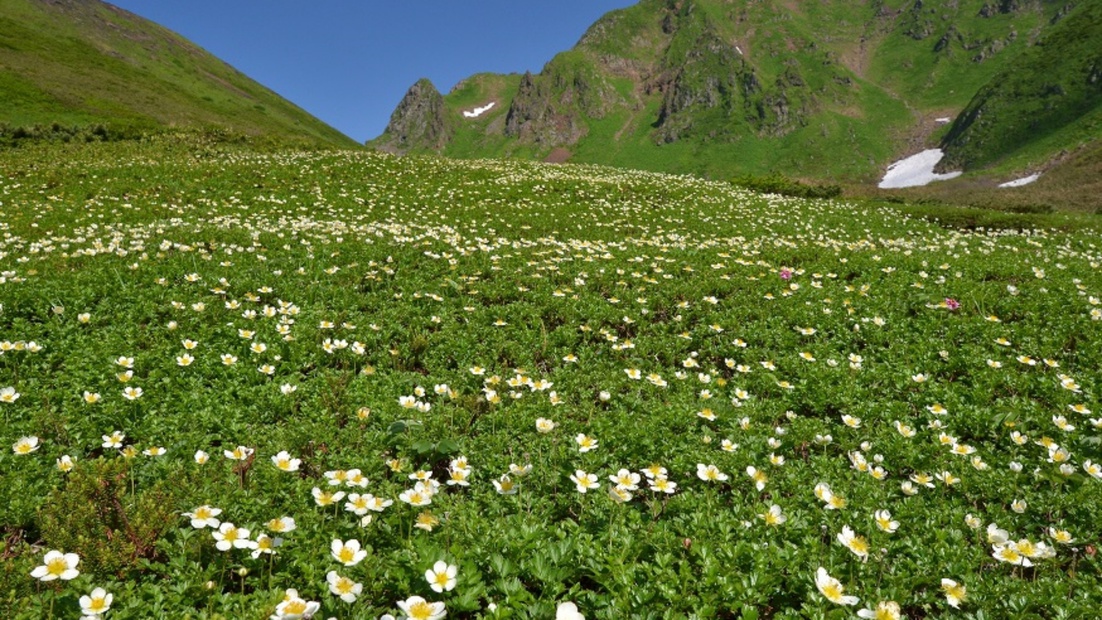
[108,1,639,142]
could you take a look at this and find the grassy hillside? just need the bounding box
[0,0,356,147]
[2,136,1101,618]
[940,0,1102,170]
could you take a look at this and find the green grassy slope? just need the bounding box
[940,1,1102,170]
[0,0,356,147]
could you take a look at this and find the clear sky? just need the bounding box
[108,1,639,143]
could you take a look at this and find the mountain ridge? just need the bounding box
[371,0,1098,184]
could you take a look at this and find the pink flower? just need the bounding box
[779,269,793,280]
[945,298,961,311]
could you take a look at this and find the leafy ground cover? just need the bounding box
[1,135,1100,619]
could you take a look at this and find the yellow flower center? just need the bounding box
[87,597,108,611]
[46,557,69,576]
[850,537,869,555]
[338,548,354,563]
[409,601,434,620]
[822,583,843,602]
[283,600,307,614]
[434,573,449,586]
[336,578,354,594]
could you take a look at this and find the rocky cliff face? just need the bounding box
[503,54,619,147]
[372,78,450,154]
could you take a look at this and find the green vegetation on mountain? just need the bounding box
[0,0,355,147]
[940,1,1102,170]
[373,0,1097,186]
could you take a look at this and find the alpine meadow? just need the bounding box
[2,0,1102,619]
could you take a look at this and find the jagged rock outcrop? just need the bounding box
[503,54,619,147]
[504,72,587,145]
[372,78,450,154]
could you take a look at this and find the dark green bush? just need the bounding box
[37,458,187,577]
[731,173,842,199]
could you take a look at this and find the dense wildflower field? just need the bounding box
[1,136,1100,619]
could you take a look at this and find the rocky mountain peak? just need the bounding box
[373,78,451,154]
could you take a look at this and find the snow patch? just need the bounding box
[935,117,952,124]
[462,102,495,118]
[998,173,1041,188]
[878,149,962,189]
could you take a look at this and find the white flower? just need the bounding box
[837,525,870,561]
[857,601,901,620]
[12,436,39,455]
[557,601,585,620]
[182,505,222,529]
[271,589,320,620]
[815,567,858,605]
[609,468,641,490]
[696,463,728,482]
[396,596,446,620]
[30,550,80,581]
[425,560,458,593]
[575,434,598,452]
[267,516,297,533]
[224,445,253,461]
[212,522,252,551]
[941,578,966,608]
[79,587,113,616]
[759,504,786,526]
[874,510,899,533]
[326,570,363,603]
[56,455,75,472]
[331,539,367,566]
[271,450,301,472]
[569,470,599,493]
[0,386,20,403]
